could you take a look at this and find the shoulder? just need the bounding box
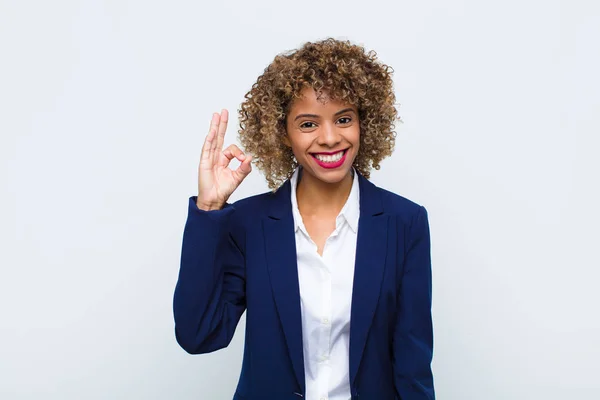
[370,181,428,228]
[226,189,278,222]
[368,184,431,255]
[230,189,275,210]
[211,190,276,249]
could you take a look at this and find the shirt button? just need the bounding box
[322,317,329,324]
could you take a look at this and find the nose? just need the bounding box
[317,121,342,147]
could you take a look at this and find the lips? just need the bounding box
[310,149,348,169]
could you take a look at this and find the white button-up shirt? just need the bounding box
[290,166,360,400]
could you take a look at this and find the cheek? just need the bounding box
[287,134,311,152]
[349,129,361,158]
[351,127,361,147]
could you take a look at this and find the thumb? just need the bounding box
[234,155,252,181]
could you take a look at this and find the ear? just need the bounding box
[282,134,291,147]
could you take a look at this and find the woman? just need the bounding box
[173,38,435,400]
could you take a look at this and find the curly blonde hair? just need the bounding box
[237,37,400,190]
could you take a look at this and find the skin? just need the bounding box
[196,109,253,211]
[197,87,360,255]
[284,87,361,254]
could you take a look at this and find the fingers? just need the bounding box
[220,144,253,180]
[215,109,228,157]
[220,144,246,167]
[210,112,220,158]
[234,154,253,179]
[201,113,220,164]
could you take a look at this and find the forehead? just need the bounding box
[288,87,355,114]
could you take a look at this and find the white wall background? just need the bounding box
[1,0,598,399]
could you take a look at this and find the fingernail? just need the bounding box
[240,154,246,160]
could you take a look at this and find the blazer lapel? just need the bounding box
[349,174,389,386]
[263,180,306,393]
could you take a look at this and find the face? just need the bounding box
[284,87,360,185]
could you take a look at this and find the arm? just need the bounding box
[393,206,435,399]
[172,197,246,354]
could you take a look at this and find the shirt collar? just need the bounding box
[289,166,360,234]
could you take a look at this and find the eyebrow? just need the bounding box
[293,107,356,121]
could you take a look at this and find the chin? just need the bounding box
[317,169,352,183]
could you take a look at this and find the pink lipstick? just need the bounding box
[311,149,348,169]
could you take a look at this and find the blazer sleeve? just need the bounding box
[393,205,435,399]
[173,196,246,354]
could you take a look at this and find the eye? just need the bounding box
[337,117,352,124]
[299,121,316,129]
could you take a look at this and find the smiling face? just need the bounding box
[284,87,360,185]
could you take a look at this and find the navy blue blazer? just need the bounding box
[173,172,435,399]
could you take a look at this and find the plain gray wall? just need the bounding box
[1,0,599,399]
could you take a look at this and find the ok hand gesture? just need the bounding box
[196,109,252,211]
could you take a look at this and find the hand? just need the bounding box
[196,109,252,211]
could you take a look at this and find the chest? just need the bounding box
[302,217,337,256]
[294,217,358,342]
[244,212,401,361]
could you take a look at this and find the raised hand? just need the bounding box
[196,109,252,211]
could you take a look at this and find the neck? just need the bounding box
[296,168,354,217]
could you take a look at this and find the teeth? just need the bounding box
[315,150,344,163]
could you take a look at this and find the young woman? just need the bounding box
[173,38,435,400]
